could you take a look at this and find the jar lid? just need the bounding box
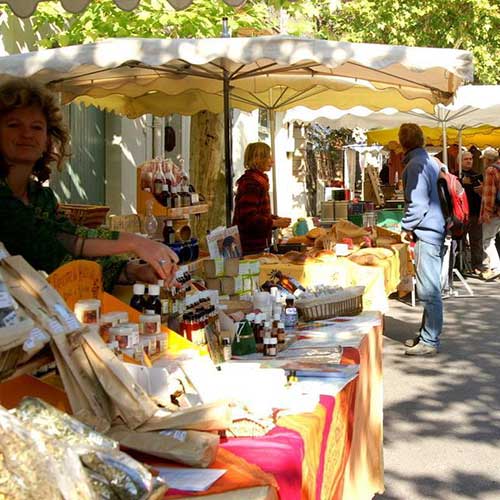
[133,283,145,295]
[115,311,129,323]
[109,325,135,335]
[75,299,101,310]
[101,312,121,323]
[263,338,272,344]
[139,314,161,322]
[222,337,231,345]
[118,322,140,334]
[269,338,278,345]
[148,284,160,296]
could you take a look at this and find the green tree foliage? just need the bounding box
[316,0,500,84]
[31,0,317,46]
[29,0,499,83]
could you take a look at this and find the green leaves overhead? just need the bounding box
[30,0,499,83]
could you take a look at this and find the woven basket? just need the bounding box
[296,286,364,321]
[58,204,110,228]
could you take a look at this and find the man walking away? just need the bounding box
[399,124,446,356]
[479,147,500,281]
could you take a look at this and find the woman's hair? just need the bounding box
[0,77,70,183]
[244,142,271,170]
[398,123,425,151]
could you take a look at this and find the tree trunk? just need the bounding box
[189,111,226,249]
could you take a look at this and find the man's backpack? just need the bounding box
[437,166,469,238]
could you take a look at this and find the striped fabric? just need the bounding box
[232,169,273,255]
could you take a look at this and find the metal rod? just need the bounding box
[458,127,463,177]
[268,107,278,214]
[223,70,233,226]
[441,120,448,166]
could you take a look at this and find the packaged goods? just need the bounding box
[108,426,219,468]
[109,325,139,350]
[139,314,161,335]
[15,397,118,450]
[75,299,101,325]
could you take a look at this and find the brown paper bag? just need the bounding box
[138,401,232,433]
[108,426,219,468]
[51,332,113,426]
[81,330,157,429]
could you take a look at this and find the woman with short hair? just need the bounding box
[233,142,290,255]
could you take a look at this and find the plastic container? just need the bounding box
[109,324,140,349]
[156,332,168,353]
[140,336,157,356]
[100,312,121,341]
[139,314,161,335]
[74,299,101,324]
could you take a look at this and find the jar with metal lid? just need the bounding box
[263,337,277,357]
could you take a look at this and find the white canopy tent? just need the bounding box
[0,36,473,222]
[0,0,249,17]
[284,85,500,171]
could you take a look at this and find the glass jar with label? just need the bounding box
[263,337,278,357]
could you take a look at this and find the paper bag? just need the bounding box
[108,425,219,468]
[138,402,232,433]
[82,329,158,429]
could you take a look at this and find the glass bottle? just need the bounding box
[283,297,298,329]
[170,185,180,209]
[130,283,146,312]
[160,184,171,208]
[163,220,175,245]
[153,160,165,200]
[143,200,158,239]
[145,284,162,315]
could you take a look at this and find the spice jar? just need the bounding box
[100,312,121,342]
[263,337,277,357]
[115,311,129,324]
[222,337,232,361]
[156,332,168,353]
[139,314,161,335]
[109,324,139,349]
[277,322,286,344]
[140,336,156,356]
[74,299,101,325]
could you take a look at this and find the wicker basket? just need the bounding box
[296,286,364,321]
[58,204,110,228]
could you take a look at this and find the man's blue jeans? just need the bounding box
[414,239,445,348]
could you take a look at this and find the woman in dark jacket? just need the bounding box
[233,142,290,255]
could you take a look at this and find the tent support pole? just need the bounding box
[223,70,233,227]
[458,127,463,177]
[268,108,278,214]
[441,120,448,166]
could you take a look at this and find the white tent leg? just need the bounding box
[441,121,448,166]
[458,127,463,177]
[268,108,278,214]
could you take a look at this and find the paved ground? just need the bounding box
[377,276,500,500]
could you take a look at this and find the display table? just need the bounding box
[164,313,384,500]
[259,243,412,312]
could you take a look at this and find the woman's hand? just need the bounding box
[127,234,179,285]
[273,217,291,229]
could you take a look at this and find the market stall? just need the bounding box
[0,252,384,499]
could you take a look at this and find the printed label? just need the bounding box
[160,430,187,442]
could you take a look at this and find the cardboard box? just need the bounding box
[220,276,243,296]
[205,278,222,292]
[224,258,240,277]
[203,258,225,279]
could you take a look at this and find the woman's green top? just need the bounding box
[0,178,127,292]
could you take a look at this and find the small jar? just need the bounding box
[277,322,286,344]
[139,314,161,335]
[115,311,129,324]
[263,337,277,357]
[156,332,169,353]
[100,312,121,342]
[74,299,101,325]
[140,336,156,356]
[222,337,232,361]
[109,324,139,349]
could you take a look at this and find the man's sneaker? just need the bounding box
[482,269,500,281]
[405,342,438,356]
[404,336,420,348]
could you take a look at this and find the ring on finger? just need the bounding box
[158,259,168,266]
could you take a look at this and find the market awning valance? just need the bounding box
[0,0,248,17]
[0,36,473,117]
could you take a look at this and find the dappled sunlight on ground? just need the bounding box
[377,279,500,500]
